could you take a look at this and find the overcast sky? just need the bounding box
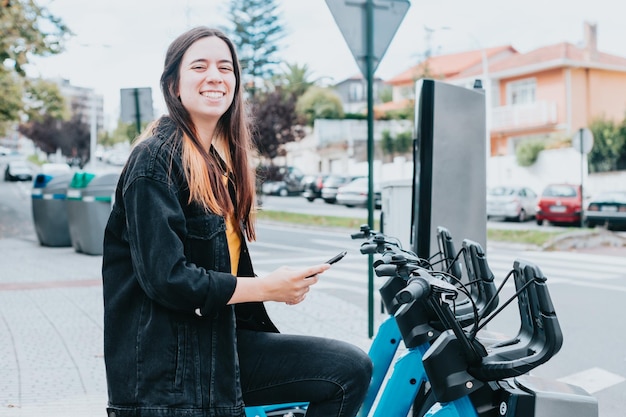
[27,0,624,127]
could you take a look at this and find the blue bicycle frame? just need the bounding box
[247,309,404,417]
[424,396,478,417]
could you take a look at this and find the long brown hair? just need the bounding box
[159,27,257,240]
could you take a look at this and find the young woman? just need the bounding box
[102,27,372,417]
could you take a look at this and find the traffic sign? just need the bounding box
[120,87,154,125]
[325,0,410,77]
[572,128,594,154]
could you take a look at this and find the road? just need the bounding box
[1,174,625,416]
[250,222,626,417]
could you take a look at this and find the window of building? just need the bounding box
[507,78,536,105]
[349,82,364,102]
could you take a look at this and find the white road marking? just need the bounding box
[558,367,626,394]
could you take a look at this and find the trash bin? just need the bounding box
[31,172,74,247]
[66,171,119,255]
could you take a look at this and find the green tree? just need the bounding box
[0,0,71,134]
[224,0,285,93]
[273,62,315,97]
[395,130,413,154]
[0,0,71,75]
[380,130,413,161]
[22,78,67,122]
[381,130,394,156]
[295,86,344,126]
[516,139,545,167]
[100,120,143,148]
[588,118,624,173]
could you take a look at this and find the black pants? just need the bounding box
[237,330,373,417]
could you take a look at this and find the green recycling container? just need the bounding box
[66,171,119,255]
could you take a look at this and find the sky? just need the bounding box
[26,0,626,129]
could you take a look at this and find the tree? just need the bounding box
[295,86,344,126]
[272,62,316,97]
[22,78,68,122]
[588,118,624,173]
[0,0,71,135]
[250,87,305,161]
[223,0,285,93]
[18,104,90,164]
[0,0,71,75]
[380,129,413,161]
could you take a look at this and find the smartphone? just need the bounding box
[306,251,347,278]
[326,250,347,265]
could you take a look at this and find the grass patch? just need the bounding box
[256,209,379,230]
[486,228,570,246]
[257,209,573,246]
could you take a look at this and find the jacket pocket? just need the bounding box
[185,213,227,271]
[174,323,187,391]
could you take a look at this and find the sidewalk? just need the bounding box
[0,232,374,417]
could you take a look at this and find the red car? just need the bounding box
[535,183,582,226]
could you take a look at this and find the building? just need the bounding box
[381,21,626,158]
[332,74,388,114]
[52,78,105,136]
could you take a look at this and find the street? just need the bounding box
[0,176,625,416]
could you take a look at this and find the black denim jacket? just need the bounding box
[102,118,277,417]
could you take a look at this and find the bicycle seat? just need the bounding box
[459,239,499,321]
[436,226,463,280]
[420,259,563,402]
[468,259,563,380]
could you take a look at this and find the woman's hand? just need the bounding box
[228,264,330,305]
[263,264,330,305]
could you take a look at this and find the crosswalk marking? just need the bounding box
[558,367,626,394]
[250,246,626,290]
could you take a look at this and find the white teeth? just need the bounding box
[201,91,224,99]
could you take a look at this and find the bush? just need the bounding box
[516,140,545,166]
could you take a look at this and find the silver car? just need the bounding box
[336,177,382,209]
[486,186,538,222]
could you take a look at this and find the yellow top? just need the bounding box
[223,174,241,276]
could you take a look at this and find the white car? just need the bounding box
[486,186,538,222]
[336,177,382,209]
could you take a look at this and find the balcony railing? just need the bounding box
[491,101,558,131]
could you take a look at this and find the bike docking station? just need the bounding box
[246,78,599,416]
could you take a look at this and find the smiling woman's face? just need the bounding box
[177,36,236,127]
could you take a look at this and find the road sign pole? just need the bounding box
[134,88,142,137]
[579,128,584,228]
[366,0,375,338]
[325,0,410,339]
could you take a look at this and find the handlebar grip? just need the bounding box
[375,264,398,277]
[395,276,430,304]
[360,243,378,254]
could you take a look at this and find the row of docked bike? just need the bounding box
[245,224,598,417]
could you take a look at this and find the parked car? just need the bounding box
[335,177,382,209]
[486,186,538,222]
[584,191,626,230]
[321,175,362,204]
[258,165,305,196]
[535,183,582,226]
[301,173,328,202]
[4,160,34,182]
[40,162,72,175]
